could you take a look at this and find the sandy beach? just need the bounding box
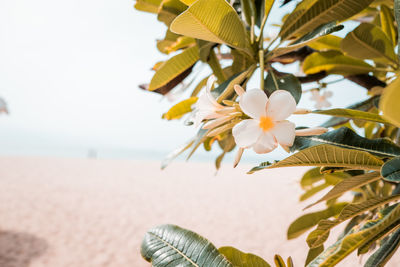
[0,156,398,267]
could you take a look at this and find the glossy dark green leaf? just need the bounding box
[364,228,400,267]
[381,156,400,182]
[265,71,302,103]
[141,224,233,266]
[291,127,400,158]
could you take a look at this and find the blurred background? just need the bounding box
[0,0,367,163]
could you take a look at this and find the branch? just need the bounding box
[345,74,386,90]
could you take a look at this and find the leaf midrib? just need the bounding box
[149,232,200,266]
[349,29,398,66]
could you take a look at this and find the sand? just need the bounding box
[0,156,398,267]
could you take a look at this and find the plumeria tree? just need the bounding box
[136,0,400,266]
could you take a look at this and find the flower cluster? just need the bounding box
[192,76,327,164]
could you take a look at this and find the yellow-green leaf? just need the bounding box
[341,23,398,67]
[179,0,196,5]
[308,35,343,51]
[249,144,384,173]
[170,0,249,49]
[302,50,375,76]
[134,0,163,13]
[279,0,374,40]
[305,172,381,209]
[162,97,198,120]
[287,203,348,239]
[308,205,400,267]
[380,4,397,47]
[380,76,400,127]
[219,246,271,267]
[157,0,187,26]
[313,108,393,125]
[149,45,199,91]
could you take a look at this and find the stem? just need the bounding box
[256,15,268,43]
[268,66,280,90]
[259,50,265,89]
[250,16,255,44]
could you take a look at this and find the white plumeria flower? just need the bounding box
[192,75,224,127]
[232,88,297,154]
[310,89,332,109]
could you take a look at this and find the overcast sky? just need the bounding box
[0,0,366,161]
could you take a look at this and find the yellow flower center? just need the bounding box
[259,116,274,132]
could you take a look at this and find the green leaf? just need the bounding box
[313,108,393,125]
[300,183,331,202]
[381,156,400,182]
[141,224,233,266]
[170,0,249,50]
[291,127,400,158]
[149,45,199,91]
[157,0,188,26]
[279,0,374,40]
[269,22,344,59]
[249,144,384,173]
[308,35,343,51]
[240,0,256,26]
[341,23,398,67]
[180,0,196,5]
[208,49,227,82]
[302,50,375,76]
[305,245,324,266]
[380,76,400,127]
[320,96,379,128]
[134,0,162,13]
[197,40,216,62]
[162,97,198,120]
[307,194,400,248]
[307,205,400,267]
[301,167,324,189]
[265,71,302,104]
[157,30,182,54]
[380,4,397,47]
[305,172,381,209]
[365,228,400,267]
[287,203,348,239]
[219,246,271,267]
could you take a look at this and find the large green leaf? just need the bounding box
[365,228,400,267]
[302,50,375,76]
[291,127,400,158]
[269,22,343,59]
[307,205,400,267]
[279,0,374,40]
[313,108,392,125]
[308,35,342,51]
[249,144,384,173]
[149,45,199,91]
[141,224,233,266]
[380,4,397,47]
[287,203,348,239]
[264,71,302,103]
[307,195,400,248]
[219,247,271,267]
[381,156,400,182]
[341,23,398,66]
[134,0,162,13]
[162,97,198,120]
[170,0,249,50]
[301,167,324,189]
[305,172,381,209]
[380,76,400,127]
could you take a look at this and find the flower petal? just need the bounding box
[232,119,262,148]
[266,90,296,121]
[252,132,277,154]
[206,75,223,109]
[270,120,295,146]
[239,89,268,119]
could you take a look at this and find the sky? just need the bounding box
[0,0,367,162]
